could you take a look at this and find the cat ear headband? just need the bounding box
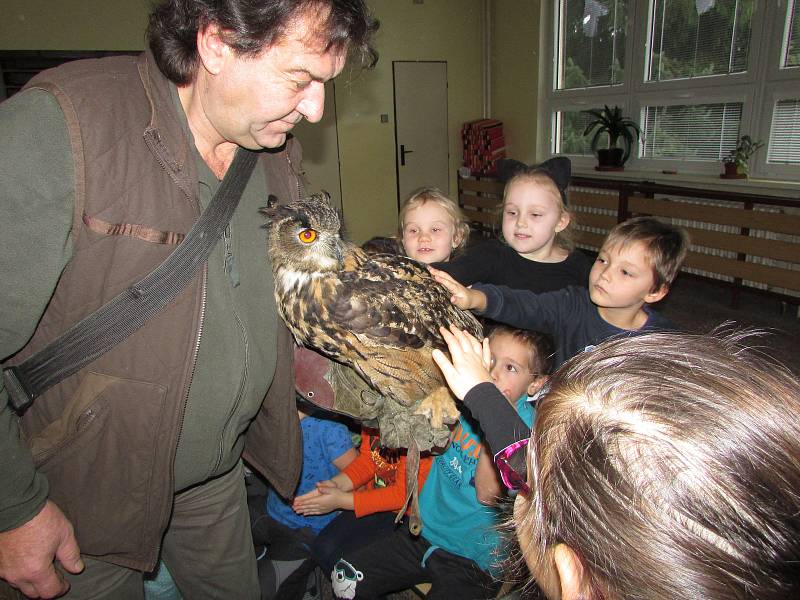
[496,156,571,205]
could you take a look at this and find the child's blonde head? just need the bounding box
[500,168,576,252]
[516,330,800,600]
[399,187,470,256]
[603,216,689,291]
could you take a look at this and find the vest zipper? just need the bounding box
[152,264,206,566]
[143,124,203,569]
[176,264,207,458]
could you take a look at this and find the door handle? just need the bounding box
[400,144,414,166]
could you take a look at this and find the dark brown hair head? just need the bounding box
[147,0,378,84]
[517,330,800,600]
[603,216,690,291]
[487,324,554,376]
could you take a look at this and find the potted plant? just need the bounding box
[582,105,642,171]
[721,135,764,179]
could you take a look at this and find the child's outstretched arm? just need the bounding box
[433,325,531,486]
[475,443,503,505]
[431,324,493,398]
[428,266,487,312]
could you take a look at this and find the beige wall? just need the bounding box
[319,0,486,244]
[1,1,149,50]
[291,80,342,211]
[1,1,537,245]
[491,0,541,166]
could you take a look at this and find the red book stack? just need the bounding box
[461,119,506,176]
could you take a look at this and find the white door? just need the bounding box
[393,61,449,208]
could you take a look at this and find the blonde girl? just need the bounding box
[501,163,573,261]
[399,187,469,264]
[434,157,591,293]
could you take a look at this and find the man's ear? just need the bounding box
[553,544,588,600]
[644,283,668,304]
[196,22,229,75]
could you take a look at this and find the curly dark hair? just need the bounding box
[147,0,379,84]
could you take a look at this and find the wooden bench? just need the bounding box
[458,177,504,236]
[458,175,800,308]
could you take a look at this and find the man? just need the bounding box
[0,1,377,598]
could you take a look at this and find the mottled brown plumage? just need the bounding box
[262,193,482,428]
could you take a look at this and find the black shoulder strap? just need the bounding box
[3,148,259,413]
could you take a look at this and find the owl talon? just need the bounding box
[416,389,459,429]
[442,413,458,425]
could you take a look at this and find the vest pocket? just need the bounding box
[30,371,168,559]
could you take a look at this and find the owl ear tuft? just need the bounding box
[260,201,296,223]
[308,191,332,207]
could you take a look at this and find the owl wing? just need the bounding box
[331,252,482,352]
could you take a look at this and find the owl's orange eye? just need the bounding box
[298,229,317,244]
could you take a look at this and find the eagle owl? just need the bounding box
[263,194,482,429]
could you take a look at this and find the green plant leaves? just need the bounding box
[582,105,641,163]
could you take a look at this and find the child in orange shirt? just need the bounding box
[293,429,432,574]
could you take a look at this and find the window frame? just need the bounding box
[775,0,800,75]
[633,85,753,170]
[540,0,800,182]
[756,81,800,179]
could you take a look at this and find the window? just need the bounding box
[542,0,800,180]
[555,108,599,155]
[767,97,800,164]
[641,102,742,160]
[784,0,799,68]
[557,0,628,89]
[647,0,753,81]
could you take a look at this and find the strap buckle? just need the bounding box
[2,366,34,414]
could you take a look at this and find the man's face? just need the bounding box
[589,241,662,310]
[199,11,347,149]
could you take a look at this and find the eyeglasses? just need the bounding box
[494,438,531,495]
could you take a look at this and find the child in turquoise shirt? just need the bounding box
[328,325,553,600]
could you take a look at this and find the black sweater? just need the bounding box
[433,240,591,292]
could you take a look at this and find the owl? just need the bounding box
[262,194,482,429]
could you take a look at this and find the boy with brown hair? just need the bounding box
[431,216,689,368]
